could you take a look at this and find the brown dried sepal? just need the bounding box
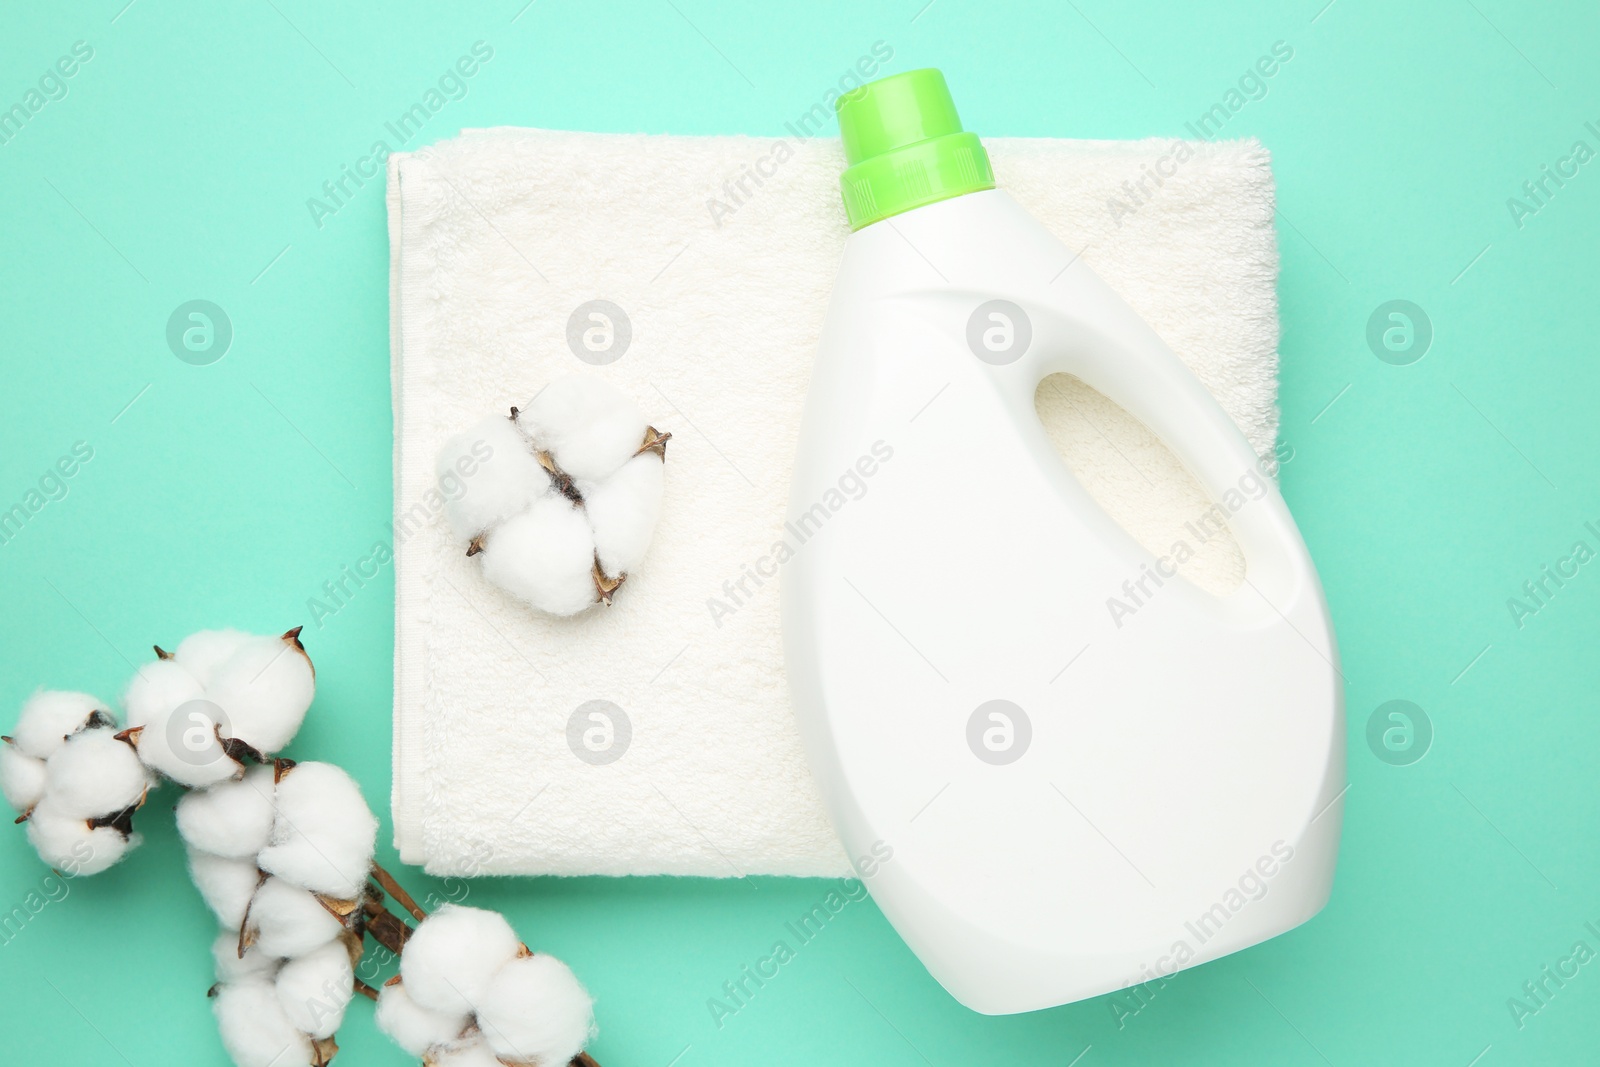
[316,892,365,927]
[236,870,270,958]
[282,625,315,680]
[87,788,148,838]
[216,726,264,768]
[311,1034,338,1067]
[466,534,487,557]
[592,557,624,606]
[634,425,671,459]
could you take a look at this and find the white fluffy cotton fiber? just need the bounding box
[374,978,471,1057]
[274,938,354,1039]
[43,727,149,820]
[246,876,344,959]
[475,953,594,1066]
[10,690,106,759]
[399,904,522,1016]
[213,977,316,1067]
[176,764,278,860]
[255,762,377,900]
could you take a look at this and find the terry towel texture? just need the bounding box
[390,127,1280,878]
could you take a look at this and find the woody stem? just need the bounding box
[371,862,429,923]
[360,897,414,957]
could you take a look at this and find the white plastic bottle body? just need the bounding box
[782,188,1344,1014]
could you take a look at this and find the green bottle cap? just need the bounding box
[835,68,994,230]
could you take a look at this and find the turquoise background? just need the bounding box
[2,0,1597,1064]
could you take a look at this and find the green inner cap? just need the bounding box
[834,68,994,230]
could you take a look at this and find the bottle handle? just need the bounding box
[1001,292,1310,614]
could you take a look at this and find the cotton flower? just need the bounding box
[399,904,522,1016]
[122,630,314,788]
[440,374,668,616]
[256,762,377,900]
[374,978,471,1057]
[475,953,594,1066]
[5,693,150,872]
[392,905,595,1066]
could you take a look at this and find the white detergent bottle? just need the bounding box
[782,69,1344,1014]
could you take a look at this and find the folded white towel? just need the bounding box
[389,127,1280,878]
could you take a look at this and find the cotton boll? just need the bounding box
[176,764,278,859]
[248,876,344,959]
[256,762,377,900]
[439,415,550,541]
[121,659,205,731]
[11,690,106,759]
[0,743,47,813]
[207,633,315,755]
[400,904,522,1016]
[43,728,150,820]
[134,701,241,789]
[374,979,471,1057]
[476,953,594,1066]
[275,939,354,1039]
[25,800,133,875]
[479,496,598,616]
[520,375,648,483]
[581,451,665,579]
[213,932,281,984]
[174,629,253,689]
[189,848,262,930]
[213,977,316,1067]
